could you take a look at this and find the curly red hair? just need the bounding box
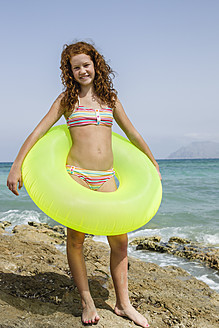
[60,41,117,112]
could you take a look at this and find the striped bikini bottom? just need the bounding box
[66,165,115,191]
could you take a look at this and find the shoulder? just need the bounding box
[49,92,65,109]
[113,97,121,108]
[41,93,66,121]
[113,97,125,113]
[51,92,66,115]
[55,92,65,103]
[113,97,135,133]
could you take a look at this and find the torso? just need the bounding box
[65,100,114,170]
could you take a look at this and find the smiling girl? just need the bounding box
[7,41,161,327]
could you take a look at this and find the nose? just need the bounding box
[79,67,86,75]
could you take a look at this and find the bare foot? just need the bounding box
[81,300,100,325]
[114,304,149,327]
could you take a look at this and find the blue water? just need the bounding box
[140,159,219,244]
[1,160,219,291]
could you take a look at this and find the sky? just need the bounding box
[0,0,218,160]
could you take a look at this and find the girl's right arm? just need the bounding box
[7,93,65,196]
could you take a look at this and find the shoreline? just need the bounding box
[1,219,219,291]
[0,222,219,327]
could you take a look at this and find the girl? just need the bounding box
[7,41,161,327]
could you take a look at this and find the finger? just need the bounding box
[10,183,19,196]
[18,178,23,189]
[7,181,19,195]
[8,183,13,191]
[7,179,11,188]
[13,188,19,196]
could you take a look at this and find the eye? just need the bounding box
[84,64,90,67]
[73,67,80,71]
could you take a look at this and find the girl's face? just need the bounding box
[70,54,95,87]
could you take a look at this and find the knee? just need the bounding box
[108,234,128,255]
[67,228,85,250]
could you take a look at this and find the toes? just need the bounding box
[82,316,99,325]
[94,315,100,323]
[91,316,99,324]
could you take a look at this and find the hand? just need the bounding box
[7,166,23,196]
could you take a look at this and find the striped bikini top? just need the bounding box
[66,97,113,128]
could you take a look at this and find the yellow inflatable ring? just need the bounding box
[22,125,162,235]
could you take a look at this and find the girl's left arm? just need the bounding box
[113,99,162,180]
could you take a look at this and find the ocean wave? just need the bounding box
[0,209,42,228]
[128,226,219,246]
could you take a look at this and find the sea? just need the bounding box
[1,159,219,292]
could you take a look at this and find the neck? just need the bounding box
[79,84,95,98]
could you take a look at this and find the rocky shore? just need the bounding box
[130,236,219,271]
[0,222,218,328]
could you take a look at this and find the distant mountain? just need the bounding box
[168,141,219,159]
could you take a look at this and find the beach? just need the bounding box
[0,222,219,328]
[0,160,219,327]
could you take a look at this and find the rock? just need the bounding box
[2,220,12,227]
[0,221,12,234]
[12,223,66,245]
[129,236,162,245]
[169,237,190,244]
[0,259,17,272]
[0,225,218,327]
[28,221,51,229]
[52,225,67,236]
[0,220,11,231]
[131,236,219,271]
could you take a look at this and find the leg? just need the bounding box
[66,172,99,324]
[107,234,149,328]
[99,178,149,327]
[67,228,100,324]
